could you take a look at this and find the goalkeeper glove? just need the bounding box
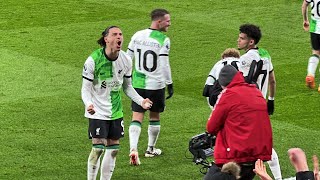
[267,99,274,115]
[166,84,174,99]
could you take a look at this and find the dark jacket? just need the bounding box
[206,72,272,165]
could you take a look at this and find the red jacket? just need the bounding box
[206,72,272,165]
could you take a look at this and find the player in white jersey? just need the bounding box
[203,48,240,109]
[126,9,173,166]
[237,24,281,180]
[302,0,320,92]
[81,26,152,180]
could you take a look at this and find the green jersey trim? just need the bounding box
[91,48,113,80]
[106,144,120,150]
[310,19,316,33]
[150,30,167,46]
[258,48,270,59]
[149,121,160,125]
[132,70,146,88]
[111,91,123,120]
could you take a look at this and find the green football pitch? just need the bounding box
[1,0,319,179]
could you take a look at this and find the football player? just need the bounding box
[126,9,173,165]
[237,23,281,180]
[302,0,320,92]
[203,48,240,109]
[81,26,152,180]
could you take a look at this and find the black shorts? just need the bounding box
[88,118,124,140]
[310,32,320,50]
[131,88,165,112]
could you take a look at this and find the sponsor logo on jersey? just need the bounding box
[101,80,121,89]
[118,69,123,74]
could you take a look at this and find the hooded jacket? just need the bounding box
[206,72,272,165]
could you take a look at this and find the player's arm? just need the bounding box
[203,62,219,97]
[122,57,152,109]
[160,38,173,99]
[268,70,276,98]
[267,69,276,115]
[123,76,152,110]
[302,0,310,31]
[81,57,95,115]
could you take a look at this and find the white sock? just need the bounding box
[100,145,119,180]
[129,121,141,152]
[267,148,282,180]
[147,121,160,151]
[307,55,319,76]
[88,145,104,180]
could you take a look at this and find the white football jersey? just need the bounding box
[82,49,132,120]
[306,0,320,34]
[127,28,172,90]
[239,48,273,98]
[205,57,240,85]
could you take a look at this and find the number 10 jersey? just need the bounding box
[127,28,172,90]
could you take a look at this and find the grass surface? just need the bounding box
[1,0,319,179]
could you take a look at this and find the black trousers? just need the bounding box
[239,163,256,180]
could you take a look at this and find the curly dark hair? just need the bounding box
[239,24,262,45]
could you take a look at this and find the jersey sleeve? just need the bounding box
[160,38,172,85]
[127,33,137,59]
[159,37,170,55]
[82,56,95,81]
[124,53,133,77]
[81,56,95,107]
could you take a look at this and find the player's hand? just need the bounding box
[267,100,274,115]
[87,104,95,115]
[303,21,310,31]
[142,98,153,110]
[166,83,173,99]
[288,148,309,172]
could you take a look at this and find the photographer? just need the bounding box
[206,65,273,180]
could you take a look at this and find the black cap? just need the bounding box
[218,65,238,87]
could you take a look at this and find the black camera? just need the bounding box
[189,132,216,168]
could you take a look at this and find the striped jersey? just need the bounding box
[82,48,132,120]
[127,28,172,90]
[239,48,273,98]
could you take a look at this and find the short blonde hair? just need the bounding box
[221,48,240,59]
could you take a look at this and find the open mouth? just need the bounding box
[117,41,122,47]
